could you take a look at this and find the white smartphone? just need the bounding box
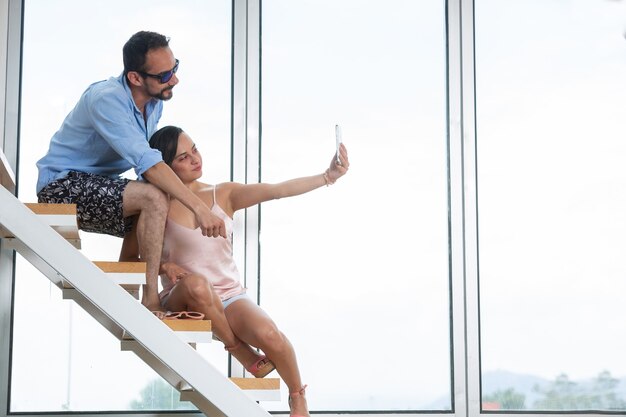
[335,124,342,164]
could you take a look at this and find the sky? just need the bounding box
[475,0,626,380]
[7,0,626,414]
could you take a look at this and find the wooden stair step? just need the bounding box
[230,377,280,391]
[179,378,281,402]
[62,261,146,299]
[122,318,213,343]
[1,203,81,248]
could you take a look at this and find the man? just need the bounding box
[36,31,224,312]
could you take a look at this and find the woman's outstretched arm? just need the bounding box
[226,144,350,213]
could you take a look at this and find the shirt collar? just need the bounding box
[118,72,159,115]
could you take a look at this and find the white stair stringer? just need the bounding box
[0,186,271,417]
[0,147,15,193]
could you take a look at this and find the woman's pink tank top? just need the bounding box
[159,187,244,301]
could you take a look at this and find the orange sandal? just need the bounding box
[288,384,308,417]
[224,341,276,378]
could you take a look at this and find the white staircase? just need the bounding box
[0,151,278,416]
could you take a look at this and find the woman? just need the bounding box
[147,125,349,417]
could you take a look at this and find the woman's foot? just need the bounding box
[288,385,310,417]
[224,341,276,378]
[246,354,275,378]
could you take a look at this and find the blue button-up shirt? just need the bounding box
[36,74,164,193]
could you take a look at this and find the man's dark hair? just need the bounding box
[149,125,184,165]
[123,31,170,76]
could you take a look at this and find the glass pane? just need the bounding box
[13,0,231,412]
[261,0,450,412]
[476,0,626,412]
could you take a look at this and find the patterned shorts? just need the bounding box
[37,171,133,238]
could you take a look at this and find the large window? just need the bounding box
[9,0,626,416]
[476,0,626,411]
[12,0,231,411]
[260,0,450,412]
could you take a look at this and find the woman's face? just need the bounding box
[170,132,203,183]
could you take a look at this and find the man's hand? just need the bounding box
[143,163,227,238]
[194,204,226,238]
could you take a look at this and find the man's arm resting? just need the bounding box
[142,162,226,237]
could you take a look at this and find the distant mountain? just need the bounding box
[426,370,626,410]
[483,369,626,409]
[482,369,550,405]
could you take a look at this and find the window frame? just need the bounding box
[1,1,22,415]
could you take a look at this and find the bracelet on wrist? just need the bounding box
[323,169,336,186]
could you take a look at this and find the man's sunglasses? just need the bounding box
[138,59,179,83]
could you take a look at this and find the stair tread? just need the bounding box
[179,377,281,402]
[180,378,279,391]
[24,202,78,215]
[1,202,81,247]
[161,319,212,332]
[229,377,280,390]
[121,319,212,339]
[121,318,213,343]
[62,261,146,291]
[93,261,146,273]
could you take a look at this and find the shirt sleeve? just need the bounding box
[87,88,163,176]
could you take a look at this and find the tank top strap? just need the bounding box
[212,184,217,209]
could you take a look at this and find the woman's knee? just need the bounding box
[183,275,219,307]
[256,325,288,352]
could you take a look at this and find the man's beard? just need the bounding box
[152,86,174,101]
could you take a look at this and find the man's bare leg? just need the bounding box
[120,180,169,312]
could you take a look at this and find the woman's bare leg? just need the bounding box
[162,274,272,373]
[224,298,309,417]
